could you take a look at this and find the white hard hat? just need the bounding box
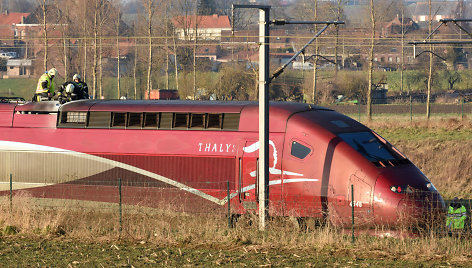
[65,83,74,93]
[48,68,57,77]
[73,73,81,80]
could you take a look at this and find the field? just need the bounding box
[0,116,471,266]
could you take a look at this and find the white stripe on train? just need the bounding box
[0,141,319,205]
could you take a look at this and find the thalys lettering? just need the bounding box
[198,143,236,153]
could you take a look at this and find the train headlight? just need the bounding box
[426,182,438,193]
[390,185,412,194]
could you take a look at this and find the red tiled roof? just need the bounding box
[173,14,231,29]
[0,12,29,25]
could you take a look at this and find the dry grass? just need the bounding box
[365,117,472,199]
[1,195,472,265]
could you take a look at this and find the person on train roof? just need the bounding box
[33,68,57,102]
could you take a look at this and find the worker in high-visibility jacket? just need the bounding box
[34,68,57,102]
[446,197,467,231]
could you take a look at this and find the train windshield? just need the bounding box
[338,132,397,162]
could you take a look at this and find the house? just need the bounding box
[6,59,33,78]
[382,15,419,37]
[173,14,231,41]
[0,11,30,53]
[220,29,292,49]
[410,1,459,23]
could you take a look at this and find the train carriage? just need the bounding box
[0,100,444,226]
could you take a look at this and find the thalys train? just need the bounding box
[0,100,444,226]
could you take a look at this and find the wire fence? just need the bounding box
[326,103,472,120]
[1,170,468,240]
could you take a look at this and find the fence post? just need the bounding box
[462,97,464,120]
[410,95,413,122]
[357,102,361,122]
[119,177,122,234]
[9,173,12,212]
[227,181,232,228]
[351,184,355,243]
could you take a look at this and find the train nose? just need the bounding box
[396,189,446,226]
[373,175,445,226]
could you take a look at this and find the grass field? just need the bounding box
[0,235,461,267]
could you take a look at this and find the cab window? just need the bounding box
[338,132,397,162]
[291,141,311,159]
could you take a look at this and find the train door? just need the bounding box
[239,140,258,211]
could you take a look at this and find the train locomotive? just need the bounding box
[0,100,445,227]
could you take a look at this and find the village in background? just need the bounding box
[0,0,470,104]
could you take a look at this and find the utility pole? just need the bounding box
[232,4,343,231]
[233,4,271,231]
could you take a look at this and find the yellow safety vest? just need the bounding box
[446,205,467,230]
[36,73,55,95]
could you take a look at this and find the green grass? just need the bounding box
[0,78,37,100]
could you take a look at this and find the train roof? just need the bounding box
[3,100,337,132]
[59,99,330,115]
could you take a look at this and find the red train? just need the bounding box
[0,100,444,227]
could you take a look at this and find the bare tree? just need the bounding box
[57,1,72,80]
[90,0,110,99]
[312,0,319,104]
[426,0,433,119]
[193,0,197,99]
[400,1,404,93]
[334,0,342,77]
[114,0,121,98]
[37,0,48,71]
[133,23,138,99]
[165,2,170,89]
[92,0,99,98]
[142,0,157,99]
[366,0,375,121]
[82,3,87,82]
[172,23,179,91]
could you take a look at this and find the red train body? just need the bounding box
[0,100,444,227]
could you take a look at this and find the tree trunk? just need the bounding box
[116,7,121,98]
[400,1,404,94]
[42,0,47,71]
[426,0,433,119]
[193,0,198,100]
[147,0,153,99]
[63,36,68,80]
[173,29,179,91]
[92,0,98,99]
[367,0,375,121]
[312,0,318,104]
[334,0,341,77]
[83,17,87,81]
[134,35,138,99]
[165,6,170,89]
[99,34,103,98]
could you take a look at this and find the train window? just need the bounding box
[222,113,239,131]
[87,112,111,128]
[331,120,349,128]
[206,113,221,129]
[127,113,143,129]
[143,112,158,128]
[159,112,173,129]
[173,113,188,129]
[58,111,87,128]
[190,113,205,129]
[112,112,127,128]
[338,132,398,162]
[291,141,311,159]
